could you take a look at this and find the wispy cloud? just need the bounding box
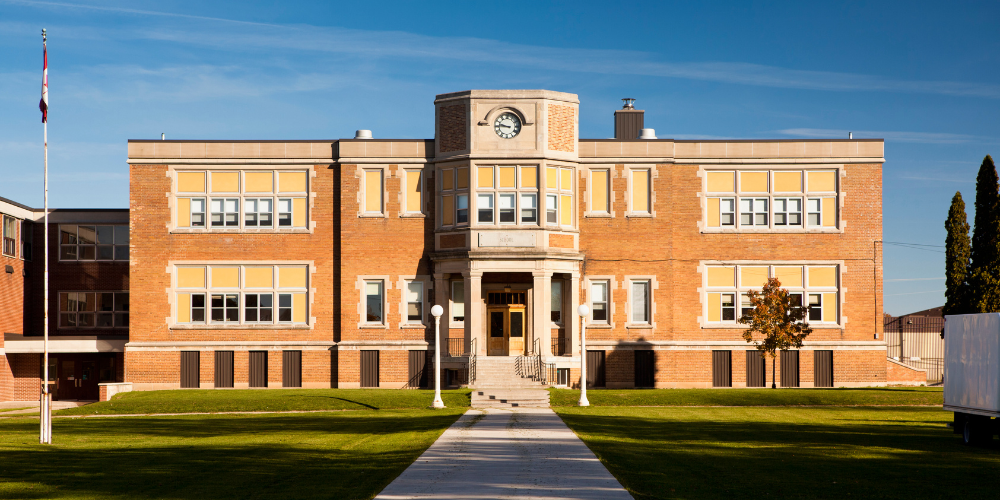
[6,0,1000,100]
[777,128,993,144]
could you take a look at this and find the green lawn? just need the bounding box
[556,405,999,499]
[549,386,942,407]
[56,388,472,416]
[0,409,466,499]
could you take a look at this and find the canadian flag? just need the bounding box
[39,44,47,123]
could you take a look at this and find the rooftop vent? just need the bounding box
[638,128,657,140]
[614,98,644,140]
[355,129,372,139]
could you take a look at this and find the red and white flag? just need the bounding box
[39,43,47,123]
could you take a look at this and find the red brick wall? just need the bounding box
[887,358,927,385]
[578,163,884,386]
[438,105,467,153]
[11,353,40,401]
[547,104,575,153]
[606,349,634,388]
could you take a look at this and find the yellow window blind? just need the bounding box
[364,170,382,212]
[278,171,307,193]
[739,172,767,193]
[406,171,422,212]
[498,167,516,188]
[478,167,494,188]
[807,171,836,192]
[177,267,206,288]
[706,171,734,192]
[631,170,649,212]
[707,266,735,287]
[822,198,836,226]
[177,171,205,192]
[707,198,720,227]
[245,267,273,288]
[210,172,239,193]
[177,198,191,227]
[245,171,273,193]
[520,167,537,188]
[279,266,307,288]
[211,267,239,288]
[442,195,454,225]
[707,293,721,322]
[740,266,769,288]
[560,195,572,225]
[591,170,609,212]
[773,171,802,192]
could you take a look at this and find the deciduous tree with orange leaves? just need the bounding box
[739,277,812,388]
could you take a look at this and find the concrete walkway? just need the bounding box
[376,408,633,500]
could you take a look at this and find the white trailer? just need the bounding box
[944,313,1000,444]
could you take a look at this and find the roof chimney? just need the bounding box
[614,98,644,140]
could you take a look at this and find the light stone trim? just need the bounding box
[396,275,431,329]
[357,275,392,329]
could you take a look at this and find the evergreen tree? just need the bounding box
[943,191,970,315]
[969,155,1000,312]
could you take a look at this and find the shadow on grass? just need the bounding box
[557,407,1000,500]
[0,411,464,500]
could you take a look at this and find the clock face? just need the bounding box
[494,112,522,139]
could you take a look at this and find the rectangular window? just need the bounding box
[546,194,558,224]
[20,220,32,261]
[451,281,465,322]
[175,265,307,326]
[456,195,469,224]
[807,198,822,226]
[498,193,516,223]
[60,292,128,329]
[631,281,650,324]
[244,199,273,227]
[406,170,423,213]
[477,194,494,223]
[365,281,384,323]
[211,294,240,322]
[177,170,306,230]
[441,169,454,190]
[721,293,736,321]
[190,198,206,227]
[2,215,16,257]
[704,169,837,232]
[591,170,609,213]
[441,195,455,226]
[591,281,609,323]
[560,195,572,226]
[774,198,802,226]
[59,225,129,262]
[406,281,423,322]
[705,264,839,325]
[244,293,273,322]
[551,281,563,323]
[211,199,239,227]
[630,170,650,213]
[720,198,735,226]
[740,198,768,226]
[364,170,383,214]
[520,194,537,223]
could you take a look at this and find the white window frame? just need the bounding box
[2,215,16,258]
[474,164,540,228]
[586,167,612,216]
[703,168,840,233]
[357,275,390,328]
[362,168,384,216]
[739,198,768,227]
[627,279,652,326]
[702,263,840,327]
[773,198,803,227]
[520,193,538,224]
[585,277,616,327]
[173,264,309,328]
[397,276,430,328]
[402,168,425,216]
[243,198,274,228]
[477,193,495,224]
[626,167,652,217]
[450,280,466,327]
[174,169,309,232]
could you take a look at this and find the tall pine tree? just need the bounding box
[944,191,970,315]
[969,155,1000,312]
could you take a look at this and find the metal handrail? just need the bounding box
[469,338,477,385]
[533,338,546,385]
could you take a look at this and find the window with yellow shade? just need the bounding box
[628,168,650,215]
[174,264,309,326]
[474,165,540,226]
[704,169,838,231]
[403,169,424,214]
[704,264,839,325]
[174,169,309,231]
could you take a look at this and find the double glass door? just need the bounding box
[488,307,525,356]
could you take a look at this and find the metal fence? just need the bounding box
[884,315,944,384]
[447,338,466,357]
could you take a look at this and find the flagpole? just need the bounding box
[40,28,51,445]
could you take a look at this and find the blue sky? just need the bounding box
[1,0,998,314]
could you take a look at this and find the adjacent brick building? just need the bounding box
[2,89,920,400]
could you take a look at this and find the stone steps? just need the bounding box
[471,356,548,389]
[471,389,550,408]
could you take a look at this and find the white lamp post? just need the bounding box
[430,304,445,409]
[577,304,590,407]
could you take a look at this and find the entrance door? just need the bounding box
[486,291,528,356]
[55,355,101,400]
